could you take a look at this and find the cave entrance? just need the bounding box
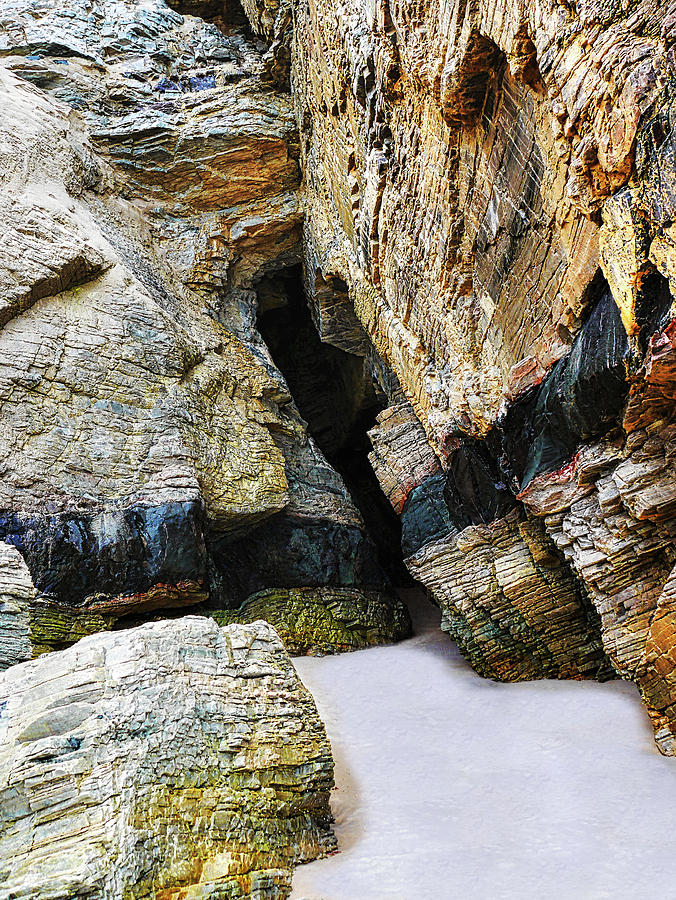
[165,0,255,37]
[256,265,411,585]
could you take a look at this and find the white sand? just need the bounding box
[290,593,676,900]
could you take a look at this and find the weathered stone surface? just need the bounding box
[368,402,441,515]
[3,0,676,771]
[247,0,676,755]
[407,508,612,682]
[0,64,290,528]
[291,0,673,450]
[0,0,399,655]
[0,543,33,670]
[0,617,335,898]
[216,586,411,655]
[520,417,676,752]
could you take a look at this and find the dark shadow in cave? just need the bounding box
[636,269,673,355]
[165,0,255,37]
[257,265,412,586]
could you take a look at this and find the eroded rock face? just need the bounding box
[288,0,673,450]
[229,0,676,752]
[0,0,410,658]
[0,617,335,898]
[0,544,33,670]
[3,0,676,761]
[407,509,612,682]
[216,586,412,654]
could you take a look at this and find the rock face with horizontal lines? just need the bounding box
[9,0,676,893]
[0,0,410,660]
[1,0,676,803]
[0,617,335,898]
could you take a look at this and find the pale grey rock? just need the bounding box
[0,543,33,670]
[0,617,335,899]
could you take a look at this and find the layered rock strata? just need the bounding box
[0,617,335,898]
[2,0,676,764]
[230,0,676,751]
[0,0,410,659]
[288,0,674,448]
[406,509,612,682]
[216,586,411,655]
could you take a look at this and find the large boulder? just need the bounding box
[0,617,335,898]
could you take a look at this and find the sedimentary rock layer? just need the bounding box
[216,586,412,654]
[2,0,676,763]
[0,617,335,898]
[231,0,676,752]
[287,0,674,451]
[406,508,612,682]
[0,0,410,657]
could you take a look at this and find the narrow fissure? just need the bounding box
[257,266,412,586]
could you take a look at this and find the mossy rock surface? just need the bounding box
[28,601,114,655]
[214,587,412,655]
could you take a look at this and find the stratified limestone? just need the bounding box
[215,586,411,655]
[0,543,33,670]
[520,421,676,752]
[3,0,676,763]
[406,508,612,682]
[287,0,673,451]
[0,67,291,600]
[0,0,398,654]
[0,0,303,299]
[237,0,676,755]
[368,402,441,515]
[0,617,335,899]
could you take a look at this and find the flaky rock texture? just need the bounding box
[0,0,410,659]
[406,509,612,682]
[289,0,674,447]
[216,586,412,654]
[0,617,335,898]
[230,0,676,752]
[2,0,676,776]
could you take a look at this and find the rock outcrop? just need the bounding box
[289,0,673,446]
[0,0,410,659]
[0,617,335,898]
[2,0,676,767]
[232,0,676,752]
[216,586,411,655]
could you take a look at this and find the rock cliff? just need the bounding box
[0,617,335,897]
[0,0,675,834]
[0,0,410,658]
[2,0,676,893]
[241,0,676,751]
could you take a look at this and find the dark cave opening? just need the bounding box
[503,273,630,488]
[257,266,412,586]
[164,0,254,37]
[637,269,673,355]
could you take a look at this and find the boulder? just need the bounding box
[0,617,335,898]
